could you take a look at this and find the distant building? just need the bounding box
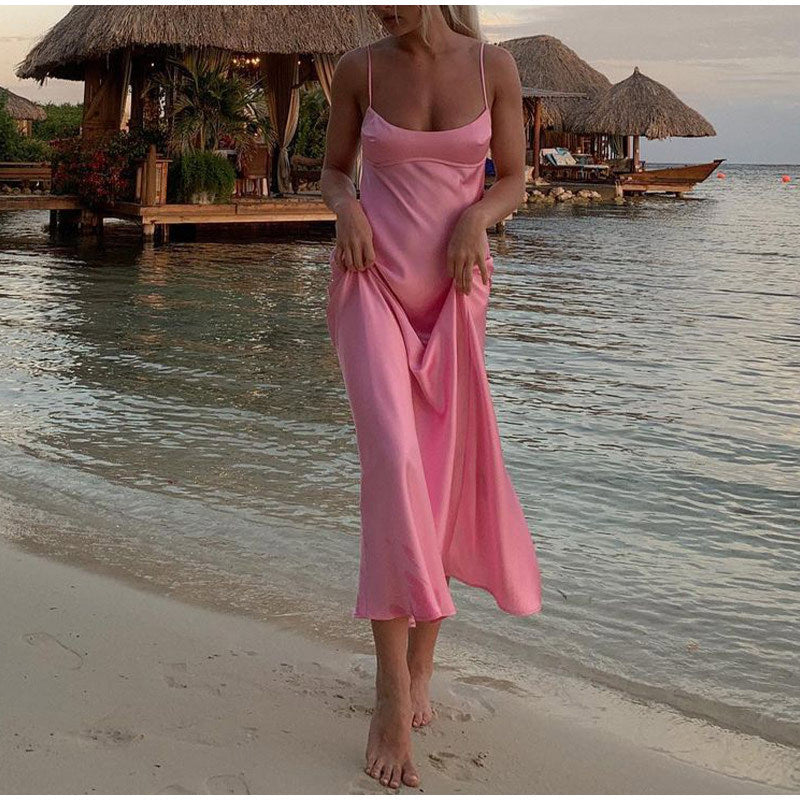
[0,87,46,137]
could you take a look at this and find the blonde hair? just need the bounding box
[420,6,484,45]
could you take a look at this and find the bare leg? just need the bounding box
[365,617,420,789]
[406,576,449,727]
[407,619,441,727]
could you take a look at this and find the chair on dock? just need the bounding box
[540,147,612,183]
[235,144,271,198]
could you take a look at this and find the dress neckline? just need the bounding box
[363,104,490,135]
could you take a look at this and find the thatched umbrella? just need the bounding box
[17,5,381,192]
[497,35,611,130]
[564,66,716,169]
[0,87,45,136]
[497,35,610,179]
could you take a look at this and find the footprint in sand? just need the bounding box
[162,661,224,697]
[163,661,189,689]
[81,726,144,746]
[23,632,84,670]
[431,703,475,724]
[157,784,194,794]
[427,750,488,783]
[205,774,250,794]
[455,674,527,696]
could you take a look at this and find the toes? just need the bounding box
[388,765,402,789]
[412,708,433,727]
[379,763,392,786]
[401,762,420,787]
[364,755,378,777]
[369,759,384,780]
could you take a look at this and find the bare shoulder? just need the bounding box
[336,35,393,71]
[332,45,367,84]
[328,45,371,110]
[482,42,521,97]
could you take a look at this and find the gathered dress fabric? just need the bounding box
[326,41,542,627]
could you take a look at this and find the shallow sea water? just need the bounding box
[1,164,798,752]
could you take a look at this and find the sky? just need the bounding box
[0,4,798,165]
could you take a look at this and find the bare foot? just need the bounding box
[365,673,420,788]
[409,665,434,728]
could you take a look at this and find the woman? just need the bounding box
[321,5,542,789]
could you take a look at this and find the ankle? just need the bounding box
[406,659,434,680]
[375,663,410,694]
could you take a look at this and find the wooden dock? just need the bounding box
[112,195,335,238]
[0,192,336,240]
[0,194,81,212]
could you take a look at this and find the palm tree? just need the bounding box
[150,49,271,156]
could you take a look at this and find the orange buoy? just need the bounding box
[781,174,791,183]
[717,172,726,179]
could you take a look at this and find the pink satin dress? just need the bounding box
[326,41,542,627]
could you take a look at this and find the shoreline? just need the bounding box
[1,534,797,793]
[3,481,798,755]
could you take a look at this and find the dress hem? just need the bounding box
[351,572,541,624]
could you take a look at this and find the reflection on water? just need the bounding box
[1,165,799,748]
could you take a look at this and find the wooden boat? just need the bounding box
[618,158,725,195]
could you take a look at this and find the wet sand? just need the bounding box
[0,536,792,794]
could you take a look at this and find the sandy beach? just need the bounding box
[1,535,795,795]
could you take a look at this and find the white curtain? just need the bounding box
[264,53,302,194]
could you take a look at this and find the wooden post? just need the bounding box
[632,135,641,171]
[532,97,542,181]
[142,144,158,206]
[81,50,131,143]
[129,56,145,130]
[79,209,102,235]
[58,209,80,231]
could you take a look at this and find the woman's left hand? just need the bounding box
[446,207,490,295]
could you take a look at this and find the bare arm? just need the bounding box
[320,49,376,272]
[448,44,526,293]
[468,44,526,228]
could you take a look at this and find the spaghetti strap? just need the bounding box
[366,44,373,108]
[479,41,488,111]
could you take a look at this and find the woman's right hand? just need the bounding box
[332,198,376,272]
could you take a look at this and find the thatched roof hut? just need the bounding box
[497,35,611,130]
[17,5,381,81]
[565,66,716,139]
[16,6,381,192]
[521,86,586,129]
[0,87,46,121]
[0,86,45,136]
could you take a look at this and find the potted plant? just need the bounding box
[173,149,235,204]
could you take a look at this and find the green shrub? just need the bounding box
[0,95,20,160]
[11,136,52,161]
[0,94,55,161]
[293,87,329,161]
[33,103,83,141]
[170,151,236,203]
